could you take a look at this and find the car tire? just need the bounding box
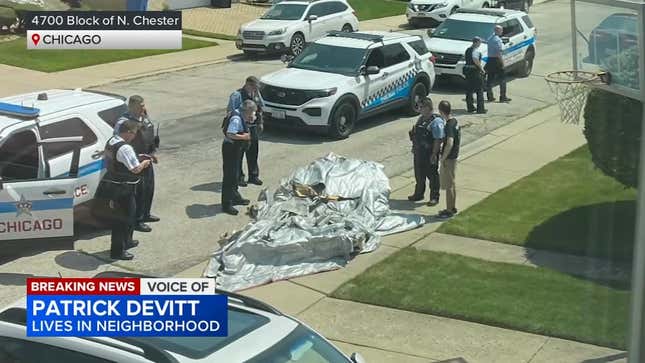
[342,23,353,32]
[406,81,428,116]
[329,101,357,139]
[518,49,534,77]
[482,2,490,7]
[290,33,306,56]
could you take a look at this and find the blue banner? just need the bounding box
[27,295,228,337]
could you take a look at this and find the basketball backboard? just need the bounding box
[571,0,645,101]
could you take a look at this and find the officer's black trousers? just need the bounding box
[239,139,259,181]
[135,165,154,221]
[465,72,485,112]
[485,58,507,100]
[110,185,136,257]
[413,149,440,201]
[222,141,243,207]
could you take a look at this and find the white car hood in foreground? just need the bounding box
[427,37,487,57]
[261,67,354,90]
[241,19,297,32]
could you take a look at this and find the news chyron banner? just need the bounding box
[25,11,182,49]
[26,278,227,337]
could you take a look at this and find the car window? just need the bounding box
[502,19,523,37]
[521,15,534,29]
[290,43,367,76]
[330,1,348,14]
[382,43,410,67]
[0,130,39,181]
[407,39,429,55]
[432,19,496,42]
[261,4,308,20]
[98,104,127,127]
[39,117,98,159]
[365,47,385,69]
[306,3,327,17]
[0,336,115,363]
[598,14,637,33]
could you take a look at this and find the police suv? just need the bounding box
[0,89,127,241]
[260,31,436,138]
[426,8,536,78]
[0,271,368,363]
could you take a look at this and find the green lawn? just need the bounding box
[438,146,637,261]
[348,0,407,21]
[0,37,215,72]
[332,249,630,349]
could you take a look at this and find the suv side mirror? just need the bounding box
[351,353,366,363]
[365,65,380,75]
[501,36,510,44]
[307,15,318,22]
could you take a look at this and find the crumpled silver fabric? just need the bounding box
[205,153,425,291]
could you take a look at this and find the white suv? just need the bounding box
[0,89,129,240]
[0,271,367,363]
[259,31,436,138]
[236,0,359,56]
[406,0,491,27]
[426,8,536,78]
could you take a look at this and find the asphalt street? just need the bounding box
[0,0,575,307]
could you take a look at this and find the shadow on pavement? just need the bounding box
[55,251,109,272]
[0,273,40,286]
[582,352,627,362]
[389,198,418,211]
[191,181,222,193]
[186,203,221,219]
[525,200,635,290]
[0,238,74,265]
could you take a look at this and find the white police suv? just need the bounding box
[426,8,536,78]
[236,0,359,56]
[0,271,367,363]
[406,0,492,27]
[0,89,127,241]
[259,31,436,138]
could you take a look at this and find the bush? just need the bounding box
[0,6,16,28]
[583,88,642,189]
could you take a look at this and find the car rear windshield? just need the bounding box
[289,43,367,76]
[598,13,637,33]
[261,4,307,20]
[432,19,496,42]
[117,308,269,359]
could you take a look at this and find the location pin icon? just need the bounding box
[32,33,40,46]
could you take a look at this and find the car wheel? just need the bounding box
[518,49,534,77]
[482,2,490,7]
[406,82,428,116]
[329,101,357,139]
[290,33,305,56]
[342,24,353,32]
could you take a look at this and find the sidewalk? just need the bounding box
[176,105,627,363]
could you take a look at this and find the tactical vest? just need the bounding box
[413,114,439,150]
[120,113,156,154]
[103,138,140,184]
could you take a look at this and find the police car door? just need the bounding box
[366,43,414,109]
[0,130,82,241]
[501,18,526,67]
[38,115,103,207]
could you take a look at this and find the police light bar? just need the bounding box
[0,102,40,119]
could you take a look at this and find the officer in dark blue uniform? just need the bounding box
[408,98,444,204]
[221,100,254,215]
[464,37,487,114]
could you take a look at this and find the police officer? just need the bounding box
[408,98,445,205]
[114,95,160,233]
[97,120,152,260]
[227,76,264,187]
[464,37,487,114]
[486,25,512,103]
[221,100,254,215]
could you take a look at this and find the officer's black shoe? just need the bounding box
[499,97,512,103]
[467,108,476,113]
[223,205,239,215]
[248,178,263,186]
[477,109,488,114]
[487,97,496,102]
[135,223,152,232]
[126,240,139,249]
[111,251,134,260]
[427,199,440,206]
[408,194,424,202]
[233,198,250,206]
[144,215,160,223]
[238,180,248,187]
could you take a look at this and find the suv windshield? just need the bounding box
[261,4,308,20]
[245,325,349,363]
[432,19,496,42]
[289,43,367,76]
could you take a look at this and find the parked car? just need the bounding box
[426,8,536,79]
[406,0,492,28]
[582,13,638,67]
[259,31,436,139]
[235,0,359,56]
[0,89,127,240]
[0,271,367,363]
[490,0,531,13]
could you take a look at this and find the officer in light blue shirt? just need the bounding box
[486,25,511,103]
[221,100,254,216]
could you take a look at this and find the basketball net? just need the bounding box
[545,70,604,125]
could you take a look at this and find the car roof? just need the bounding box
[0,89,123,135]
[449,8,526,22]
[316,30,420,49]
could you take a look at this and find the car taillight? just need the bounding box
[352,11,356,17]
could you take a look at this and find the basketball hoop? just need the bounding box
[545,70,611,124]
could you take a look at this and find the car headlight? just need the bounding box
[408,3,418,11]
[304,88,337,99]
[438,2,449,7]
[268,27,287,36]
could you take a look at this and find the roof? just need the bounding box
[450,8,525,22]
[316,30,419,48]
[0,89,124,133]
